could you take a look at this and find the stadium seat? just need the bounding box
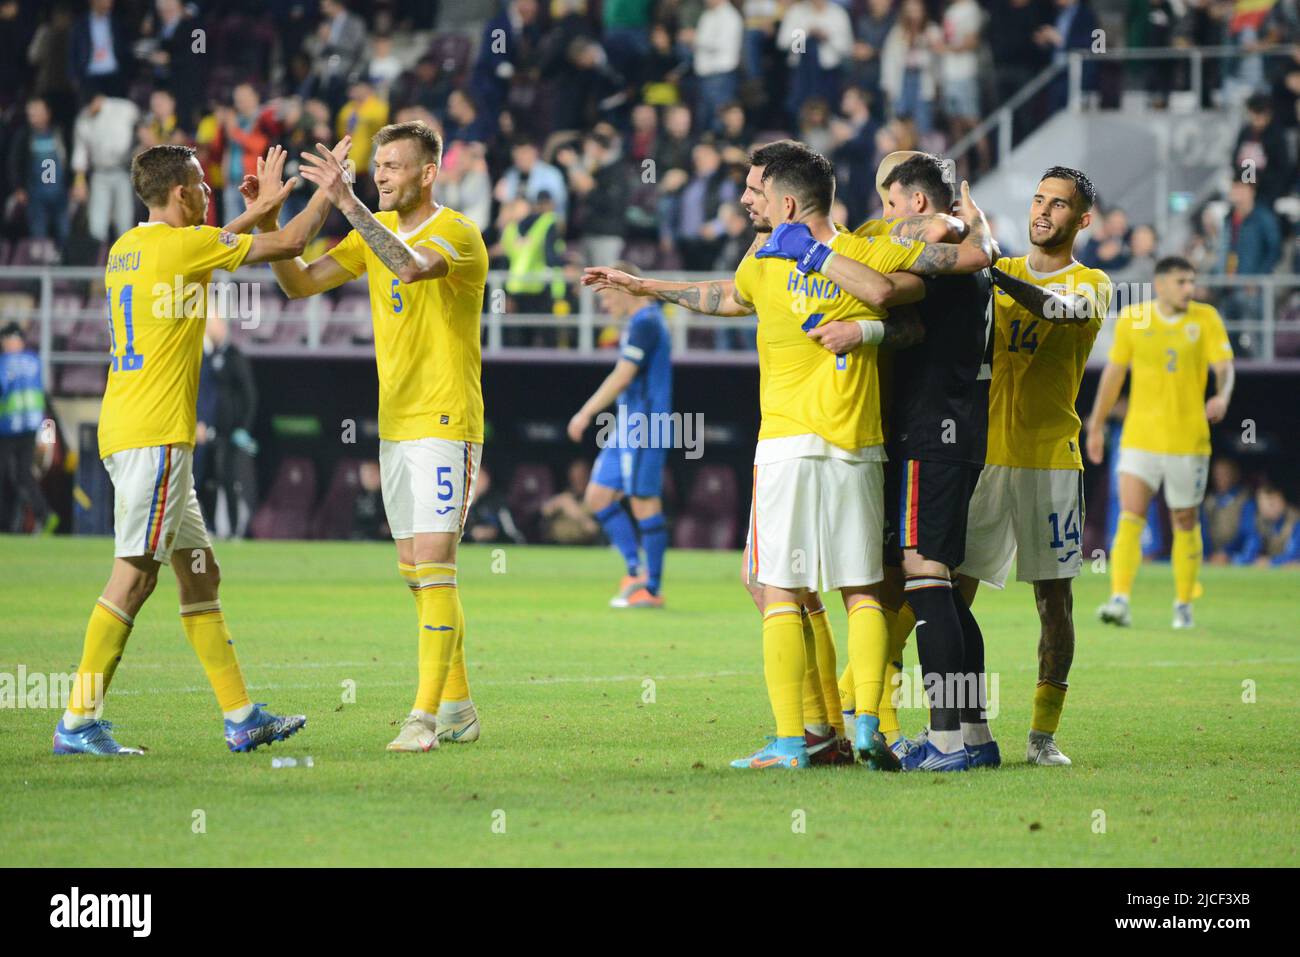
[56,363,107,397]
[249,457,318,540]
[10,237,59,267]
[309,458,365,540]
[506,463,555,541]
[672,465,740,550]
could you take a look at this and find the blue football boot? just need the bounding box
[53,719,143,755]
[854,714,901,771]
[730,735,810,770]
[900,739,970,772]
[225,703,306,753]
[965,739,1002,769]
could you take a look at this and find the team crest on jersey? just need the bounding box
[889,235,914,248]
[217,230,238,248]
[1185,323,1200,342]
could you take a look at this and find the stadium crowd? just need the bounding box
[0,1,1297,299]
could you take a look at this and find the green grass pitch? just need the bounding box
[1,536,1295,867]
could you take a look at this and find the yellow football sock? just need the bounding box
[877,603,915,742]
[1172,524,1203,605]
[837,662,854,714]
[441,590,471,704]
[67,599,134,716]
[1110,511,1145,599]
[847,597,887,718]
[763,601,806,738]
[180,600,252,714]
[1031,681,1068,734]
[807,607,842,734]
[413,562,459,714]
[800,614,829,730]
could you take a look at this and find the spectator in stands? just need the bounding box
[713,201,758,349]
[987,0,1053,114]
[715,101,752,166]
[214,84,272,224]
[628,102,659,164]
[140,88,186,145]
[1263,0,1300,43]
[742,0,784,83]
[830,84,879,226]
[692,0,746,132]
[27,3,79,135]
[1128,0,1185,107]
[438,140,493,232]
[444,89,493,146]
[1038,0,1100,111]
[557,130,631,268]
[798,96,835,156]
[543,30,625,135]
[198,316,258,540]
[391,54,455,119]
[850,0,897,99]
[1081,207,1131,271]
[472,0,544,120]
[637,21,688,105]
[654,104,695,176]
[70,84,138,244]
[496,193,567,345]
[1204,457,1253,565]
[940,0,986,171]
[603,0,653,81]
[779,0,854,119]
[541,459,601,545]
[1126,223,1159,278]
[69,0,133,100]
[8,97,70,248]
[350,460,388,541]
[278,96,333,222]
[0,323,49,534]
[881,0,942,135]
[309,0,367,113]
[1233,93,1293,206]
[366,34,404,94]
[336,79,389,202]
[142,0,203,129]
[497,138,568,223]
[465,464,527,544]
[661,139,739,270]
[1218,179,1281,276]
[1235,479,1300,567]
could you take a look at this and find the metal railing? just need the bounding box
[4,267,1298,390]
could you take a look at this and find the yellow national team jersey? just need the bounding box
[98,222,253,458]
[327,206,488,443]
[852,218,891,238]
[1110,300,1232,455]
[734,229,926,451]
[986,256,1112,470]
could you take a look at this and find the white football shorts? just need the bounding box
[958,464,1085,588]
[104,443,210,564]
[1117,448,1209,510]
[380,437,482,539]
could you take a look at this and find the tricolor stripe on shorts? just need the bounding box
[901,459,921,550]
[457,441,477,532]
[748,466,759,580]
[144,444,173,554]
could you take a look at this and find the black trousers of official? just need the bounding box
[0,432,48,532]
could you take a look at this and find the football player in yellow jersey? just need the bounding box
[258,121,488,753]
[54,142,354,756]
[1086,257,1235,630]
[953,166,1113,767]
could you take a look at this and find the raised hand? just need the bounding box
[297,141,356,207]
[581,265,647,296]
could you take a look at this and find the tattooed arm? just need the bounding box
[581,267,755,316]
[890,213,966,244]
[903,181,995,276]
[991,266,1094,325]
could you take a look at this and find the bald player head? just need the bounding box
[876,150,925,207]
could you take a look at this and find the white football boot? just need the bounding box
[386,713,439,752]
[1172,601,1194,630]
[1026,729,1072,766]
[1097,595,1131,627]
[436,702,480,744]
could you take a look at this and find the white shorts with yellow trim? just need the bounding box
[1117,448,1209,510]
[104,444,210,564]
[380,437,483,539]
[958,464,1085,588]
[746,456,885,593]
